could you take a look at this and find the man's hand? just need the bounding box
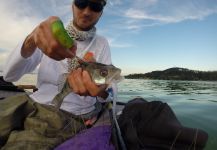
[21,16,76,60]
[67,68,108,99]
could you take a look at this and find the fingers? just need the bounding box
[83,70,107,97]
[82,70,99,96]
[68,68,88,95]
[33,16,76,60]
[69,42,77,56]
[46,41,75,60]
[67,69,107,97]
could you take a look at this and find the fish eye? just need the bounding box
[100,69,108,77]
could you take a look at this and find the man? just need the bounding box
[1,0,116,149]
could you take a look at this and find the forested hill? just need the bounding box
[125,67,217,81]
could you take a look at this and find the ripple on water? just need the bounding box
[117,79,217,150]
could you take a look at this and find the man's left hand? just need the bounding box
[67,68,108,99]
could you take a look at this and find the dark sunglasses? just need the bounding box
[74,0,105,12]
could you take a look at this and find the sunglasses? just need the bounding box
[74,0,105,12]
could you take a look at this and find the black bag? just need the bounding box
[0,76,24,92]
[118,98,208,150]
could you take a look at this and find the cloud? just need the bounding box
[106,0,217,30]
[108,0,123,6]
[107,37,133,48]
[110,42,133,48]
[0,49,10,71]
[0,0,72,51]
[0,1,42,51]
[1,0,216,72]
[125,4,217,23]
[0,0,73,68]
[1,0,216,52]
[98,26,134,48]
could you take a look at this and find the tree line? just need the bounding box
[125,67,217,81]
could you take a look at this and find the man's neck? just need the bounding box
[73,21,93,31]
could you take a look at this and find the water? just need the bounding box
[11,75,217,150]
[118,79,217,150]
[13,74,37,86]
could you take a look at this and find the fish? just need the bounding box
[78,57,122,85]
[51,57,123,110]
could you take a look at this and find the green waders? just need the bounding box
[0,94,86,150]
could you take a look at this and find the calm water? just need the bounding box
[12,75,217,149]
[118,79,217,150]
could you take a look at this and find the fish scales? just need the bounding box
[51,57,122,110]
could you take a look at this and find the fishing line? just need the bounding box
[112,93,127,150]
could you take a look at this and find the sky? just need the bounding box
[0,0,217,75]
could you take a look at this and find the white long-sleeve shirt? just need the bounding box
[3,35,116,115]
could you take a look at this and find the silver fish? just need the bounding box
[51,57,123,110]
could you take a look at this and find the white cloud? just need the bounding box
[0,0,72,51]
[0,1,42,69]
[106,0,217,31]
[0,0,72,68]
[111,43,133,48]
[108,0,124,6]
[125,9,149,20]
[0,49,10,71]
[0,1,41,51]
[107,37,133,48]
[124,9,177,23]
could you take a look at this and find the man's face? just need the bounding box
[72,0,104,31]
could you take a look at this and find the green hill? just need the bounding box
[125,67,217,81]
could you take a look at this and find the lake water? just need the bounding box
[8,74,217,150]
[118,79,217,150]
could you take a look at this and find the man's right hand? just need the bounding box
[21,16,76,60]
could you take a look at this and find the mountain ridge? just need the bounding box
[125,67,217,81]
